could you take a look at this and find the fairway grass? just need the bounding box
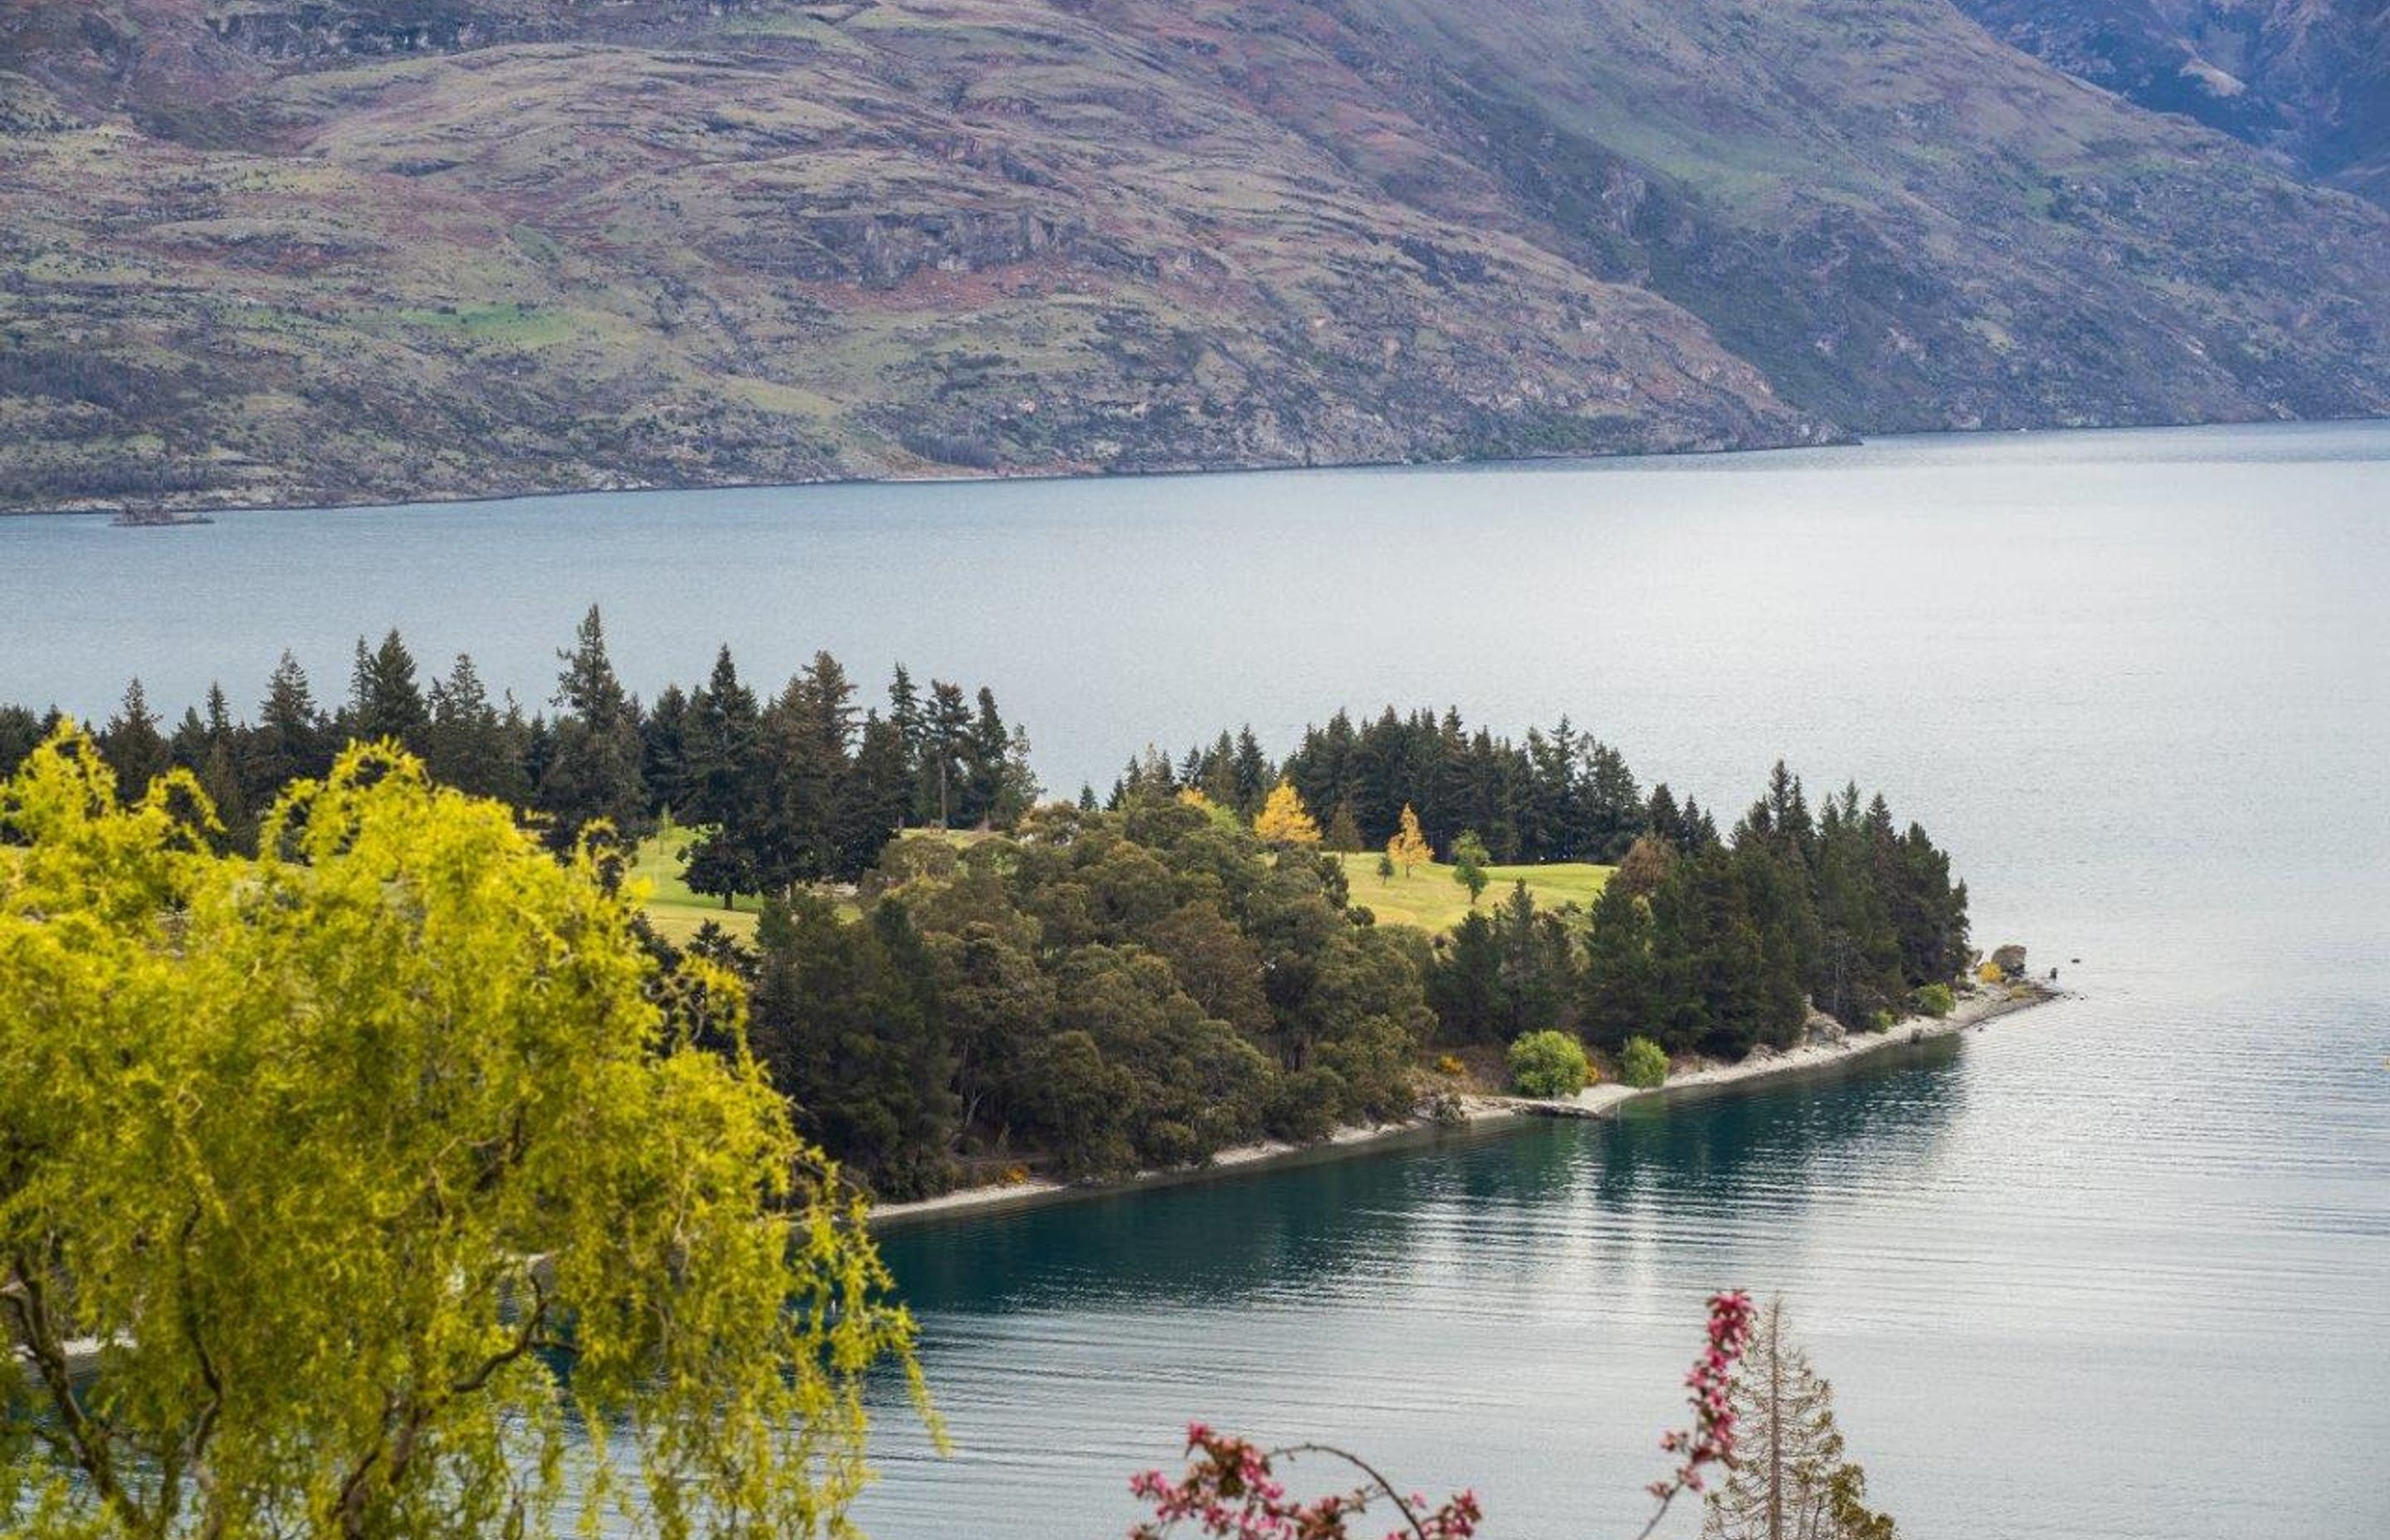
[629,825,985,945]
[1334,853,1613,933]
[630,825,762,944]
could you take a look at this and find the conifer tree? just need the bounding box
[641,683,692,817]
[536,607,649,850]
[1232,726,1271,814]
[1491,881,1571,1038]
[834,709,913,879]
[1253,780,1323,847]
[246,651,329,805]
[1703,1300,1898,1540]
[746,894,957,1200]
[1323,799,1364,853]
[683,646,761,831]
[964,686,1012,826]
[1386,802,1432,876]
[922,681,972,826]
[423,652,527,805]
[1581,875,1656,1051]
[1427,910,1501,1042]
[0,704,41,781]
[100,678,171,798]
[349,628,427,748]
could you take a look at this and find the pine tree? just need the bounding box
[1581,876,1656,1052]
[1491,881,1571,1038]
[1386,802,1432,877]
[1231,726,1271,814]
[993,723,1041,828]
[963,686,1012,827]
[537,607,649,850]
[683,646,761,830]
[922,681,972,827]
[1253,780,1322,846]
[246,651,329,805]
[1426,911,1501,1042]
[1323,799,1364,853]
[1703,1299,1898,1540]
[100,679,171,799]
[642,683,693,817]
[0,704,41,782]
[349,629,427,748]
[423,653,527,804]
[746,895,956,1200]
[833,710,912,879]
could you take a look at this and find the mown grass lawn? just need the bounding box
[628,824,763,945]
[628,825,987,944]
[1333,852,1612,933]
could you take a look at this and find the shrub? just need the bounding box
[1506,1030,1588,1098]
[1622,1035,1669,1089]
[1869,1008,1896,1032]
[1435,1053,1466,1077]
[1912,982,1955,1018]
[1262,1066,1348,1143]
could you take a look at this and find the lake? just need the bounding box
[6,422,2388,1537]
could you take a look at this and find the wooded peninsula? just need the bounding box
[1,610,1980,1202]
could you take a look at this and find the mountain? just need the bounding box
[1953,0,2390,205]
[3,0,2388,513]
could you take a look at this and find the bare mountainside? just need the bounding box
[2,0,2388,513]
[1954,0,2390,205]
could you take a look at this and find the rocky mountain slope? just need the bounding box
[3,0,2388,512]
[1954,0,2390,204]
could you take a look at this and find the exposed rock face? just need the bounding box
[1992,944,2031,980]
[1804,1011,1849,1048]
[1953,0,2390,205]
[2,1,2388,512]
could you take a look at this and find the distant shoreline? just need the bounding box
[7,413,2378,521]
[871,982,2063,1229]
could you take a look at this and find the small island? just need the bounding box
[108,504,215,529]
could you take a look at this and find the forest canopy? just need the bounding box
[2,616,1973,1200]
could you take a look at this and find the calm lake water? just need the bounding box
[7,422,2389,1536]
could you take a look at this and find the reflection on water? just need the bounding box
[7,422,2387,1538]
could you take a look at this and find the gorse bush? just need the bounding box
[1507,1029,1588,1098]
[1622,1035,1669,1089]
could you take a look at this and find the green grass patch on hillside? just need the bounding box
[629,825,763,945]
[628,825,986,945]
[1334,853,1612,933]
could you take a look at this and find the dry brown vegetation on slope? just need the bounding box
[2,1,2387,512]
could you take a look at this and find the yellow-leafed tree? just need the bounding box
[1387,802,1433,876]
[1252,779,1322,846]
[0,726,927,1540]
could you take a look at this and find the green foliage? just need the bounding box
[1622,1035,1670,1089]
[1581,877,1655,1051]
[749,894,958,1201]
[715,792,1438,1188]
[1451,829,1490,905]
[1912,982,1955,1018]
[1506,1029,1589,1099]
[0,728,923,1540]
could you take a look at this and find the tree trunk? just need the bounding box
[1768,1306,1785,1540]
